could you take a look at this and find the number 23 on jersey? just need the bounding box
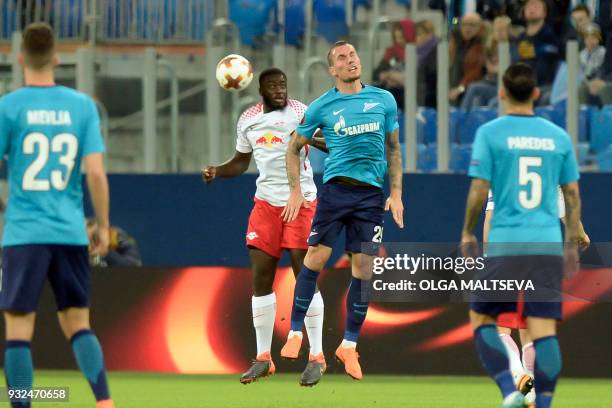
[22,132,78,191]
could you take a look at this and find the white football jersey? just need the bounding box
[486,187,565,218]
[235,99,317,206]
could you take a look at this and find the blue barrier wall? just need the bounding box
[89,173,612,266]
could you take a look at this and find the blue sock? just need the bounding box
[473,324,516,398]
[290,266,320,332]
[344,277,370,342]
[4,341,33,408]
[71,330,110,401]
[534,336,562,408]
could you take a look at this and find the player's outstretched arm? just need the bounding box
[85,153,110,256]
[201,151,252,184]
[461,178,489,257]
[385,128,404,228]
[282,131,309,222]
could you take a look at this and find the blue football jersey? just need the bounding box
[296,85,399,187]
[0,85,105,246]
[469,114,579,253]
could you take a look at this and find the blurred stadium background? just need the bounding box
[0,0,610,406]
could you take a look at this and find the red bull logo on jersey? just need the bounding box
[254,132,284,148]
[333,115,380,136]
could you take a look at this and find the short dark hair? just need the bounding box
[327,40,352,66]
[571,4,590,16]
[502,63,536,103]
[259,68,286,86]
[22,22,55,70]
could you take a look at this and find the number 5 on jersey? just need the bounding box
[23,132,78,191]
[518,156,542,209]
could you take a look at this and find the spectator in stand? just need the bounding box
[416,20,439,108]
[580,23,606,79]
[564,5,593,48]
[372,19,416,110]
[579,23,608,105]
[449,12,486,105]
[514,0,560,90]
[489,15,519,60]
[461,46,500,110]
[86,219,142,267]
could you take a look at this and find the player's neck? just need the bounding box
[335,79,362,94]
[24,68,55,87]
[505,105,534,116]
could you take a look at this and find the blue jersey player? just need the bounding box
[280,41,404,385]
[0,23,114,408]
[461,63,585,408]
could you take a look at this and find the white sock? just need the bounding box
[522,342,535,376]
[499,333,525,381]
[304,291,324,356]
[252,293,276,356]
[287,330,303,339]
[341,339,357,349]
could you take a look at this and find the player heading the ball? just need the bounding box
[202,68,328,386]
[281,41,404,383]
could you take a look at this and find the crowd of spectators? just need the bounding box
[373,0,611,110]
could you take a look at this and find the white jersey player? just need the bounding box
[202,68,327,386]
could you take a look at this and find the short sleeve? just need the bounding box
[468,127,492,181]
[235,114,252,153]
[82,98,105,156]
[559,141,580,185]
[383,92,399,134]
[295,104,320,139]
[486,190,495,211]
[0,99,11,158]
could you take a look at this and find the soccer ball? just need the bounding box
[215,54,253,91]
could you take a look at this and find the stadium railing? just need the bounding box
[0,0,86,41]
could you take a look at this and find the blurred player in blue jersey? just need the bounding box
[0,23,114,408]
[461,63,586,408]
[280,41,404,384]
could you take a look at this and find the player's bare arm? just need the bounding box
[385,128,403,228]
[561,182,582,244]
[562,182,583,278]
[483,209,493,243]
[282,131,310,222]
[85,153,110,257]
[202,151,252,184]
[308,129,328,153]
[461,178,490,257]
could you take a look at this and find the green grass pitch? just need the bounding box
[8,371,612,407]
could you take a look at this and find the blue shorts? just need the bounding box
[470,255,563,320]
[308,181,384,255]
[0,245,91,312]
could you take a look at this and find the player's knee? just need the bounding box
[469,310,496,329]
[57,308,91,339]
[3,311,36,341]
[252,273,274,297]
[304,247,330,271]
